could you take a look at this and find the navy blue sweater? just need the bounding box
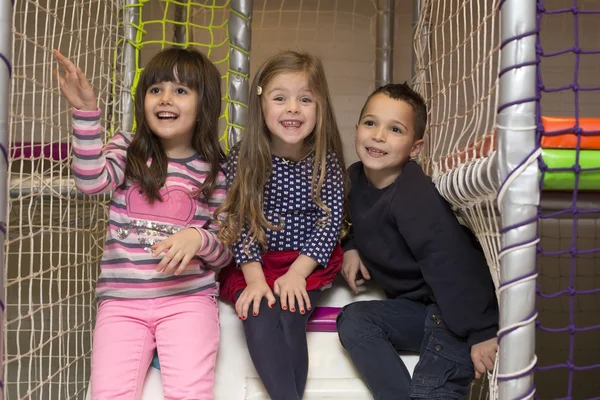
[343,161,498,346]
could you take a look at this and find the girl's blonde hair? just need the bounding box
[217,50,348,251]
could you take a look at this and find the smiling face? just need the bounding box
[355,93,424,188]
[261,72,317,160]
[143,80,198,155]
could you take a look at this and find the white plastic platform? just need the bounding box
[85,277,420,399]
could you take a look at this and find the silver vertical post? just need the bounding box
[174,1,188,46]
[496,0,539,398]
[227,0,252,148]
[0,0,11,395]
[375,0,394,87]
[122,0,140,133]
[411,0,421,81]
[411,0,430,96]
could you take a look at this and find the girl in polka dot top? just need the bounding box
[216,50,348,399]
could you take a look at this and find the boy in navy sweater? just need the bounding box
[337,83,498,399]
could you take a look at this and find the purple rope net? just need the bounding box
[534,1,600,398]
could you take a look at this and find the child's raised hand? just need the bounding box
[471,337,498,379]
[273,270,311,315]
[235,277,276,319]
[152,228,203,275]
[53,50,97,111]
[341,249,370,294]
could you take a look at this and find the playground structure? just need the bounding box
[1,0,599,399]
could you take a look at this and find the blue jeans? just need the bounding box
[337,298,474,400]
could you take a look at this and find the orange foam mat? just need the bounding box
[541,116,600,150]
[438,134,495,173]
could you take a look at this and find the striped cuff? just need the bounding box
[191,227,211,257]
[72,107,101,118]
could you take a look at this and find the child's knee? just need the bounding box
[242,306,279,340]
[336,302,379,348]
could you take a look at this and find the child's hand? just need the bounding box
[274,270,311,315]
[152,228,203,275]
[341,249,370,294]
[471,337,498,379]
[53,50,98,111]
[235,278,276,319]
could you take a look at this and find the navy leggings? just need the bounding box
[238,290,322,400]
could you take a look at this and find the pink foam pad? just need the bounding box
[306,306,342,332]
[11,142,70,161]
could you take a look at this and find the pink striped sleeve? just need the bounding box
[71,108,129,195]
[192,167,232,270]
[193,228,232,270]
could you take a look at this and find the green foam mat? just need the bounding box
[542,149,600,191]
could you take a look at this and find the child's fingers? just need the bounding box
[156,248,176,272]
[482,354,495,372]
[52,50,67,66]
[235,295,247,319]
[234,293,244,317]
[53,49,67,63]
[53,68,64,86]
[166,251,184,270]
[236,292,251,319]
[76,67,90,88]
[160,254,181,275]
[287,291,296,313]
[348,281,359,294]
[279,287,288,311]
[301,289,311,312]
[151,239,171,257]
[174,254,192,276]
[251,295,262,317]
[359,261,371,280]
[266,290,276,309]
[294,291,304,314]
[345,265,359,294]
[168,251,187,274]
[245,296,261,319]
[273,280,280,296]
[54,50,76,74]
[473,359,487,378]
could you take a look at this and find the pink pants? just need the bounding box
[91,294,220,400]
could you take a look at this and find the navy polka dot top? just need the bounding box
[225,148,344,267]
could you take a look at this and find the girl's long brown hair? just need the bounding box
[216,51,348,252]
[125,48,224,202]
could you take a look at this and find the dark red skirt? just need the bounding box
[218,245,343,304]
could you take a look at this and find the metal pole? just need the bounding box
[0,0,11,395]
[496,0,539,398]
[411,0,432,172]
[411,0,422,82]
[174,1,188,46]
[122,0,140,133]
[375,0,394,87]
[412,0,430,90]
[227,0,252,148]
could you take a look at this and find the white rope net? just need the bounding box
[5,0,122,398]
[415,0,600,398]
[414,1,501,398]
[414,0,501,285]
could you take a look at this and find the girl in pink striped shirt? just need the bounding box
[54,48,231,399]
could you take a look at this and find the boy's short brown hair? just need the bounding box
[359,83,428,140]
